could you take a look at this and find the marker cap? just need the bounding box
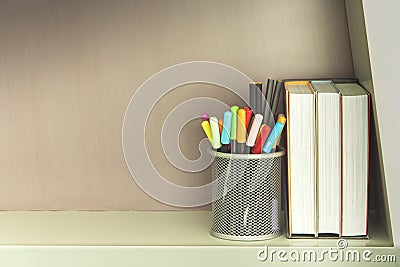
[243,106,253,130]
[230,106,239,140]
[252,124,271,154]
[201,121,213,145]
[221,111,232,144]
[237,109,246,143]
[277,115,286,125]
[201,113,209,122]
[246,114,263,147]
[218,120,223,135]
[210,117,222,149]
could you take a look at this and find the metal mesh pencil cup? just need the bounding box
[209,148,286,241]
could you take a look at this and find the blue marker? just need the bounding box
[262,115,286,153]
[221,111,232,144]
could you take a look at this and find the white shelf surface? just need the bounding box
[0,210,392,247]
[0,211,398,267]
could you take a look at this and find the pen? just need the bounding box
[262,115,286,153]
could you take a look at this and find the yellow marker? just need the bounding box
[237,108,247,144]
[201,120,213,146]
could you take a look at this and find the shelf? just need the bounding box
[0,211,397,266]
[0,210,392,247]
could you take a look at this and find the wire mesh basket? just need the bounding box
[209,148,286,241]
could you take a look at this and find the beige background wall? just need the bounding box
[0,0,354,210]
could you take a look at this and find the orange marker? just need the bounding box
[218,119,223,135]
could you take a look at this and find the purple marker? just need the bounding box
[201,113,209,122]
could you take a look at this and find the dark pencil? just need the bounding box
[271,81,284,119]
[249,82,263,115]
[266,79,275,108]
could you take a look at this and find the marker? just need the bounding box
[221,111,232,144]
[246,114,263,147]
[218,119,225,152]
[201,113,209,122]
[210,117,222,149]
[218,119,223,135]
[276,113,285,120]
[237,108,247,154]
[201,120,213,146]
[252,124,271,154]
[262,115,286,153]
[230,106,239,153]
[243,106,253,131]
[272,114,286,150]
[221,111,232,153]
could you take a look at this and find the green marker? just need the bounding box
[230,105,239,153]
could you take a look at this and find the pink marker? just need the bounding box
[201,113,209,122]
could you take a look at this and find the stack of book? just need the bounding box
[285,80,370,237]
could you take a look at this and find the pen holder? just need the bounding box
[209,148,286,241]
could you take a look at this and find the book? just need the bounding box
[311,81,341,236]
[336,83,370,237]
[285,81,316,236]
